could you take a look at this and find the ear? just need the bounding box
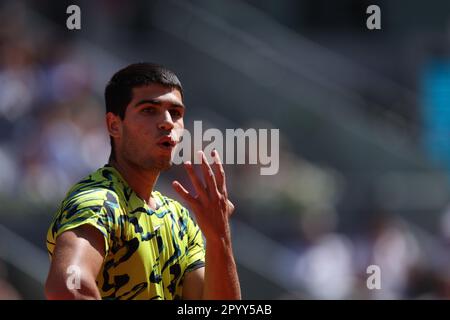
[106,112,122,139]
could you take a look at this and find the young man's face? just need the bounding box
[112,83,185,171]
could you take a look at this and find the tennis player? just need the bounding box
[45,63,241,300]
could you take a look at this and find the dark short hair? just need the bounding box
[105,62,183,119]
[105,62,183,160]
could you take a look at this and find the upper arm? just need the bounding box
[182,266,205,300]
[45,225,105,300]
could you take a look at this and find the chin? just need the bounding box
[142,153,174,171]
[159,161,173,172]
[150,157,173,171]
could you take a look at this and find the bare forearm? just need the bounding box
[174,150,241,299]
[47,289,100,300]
[45,277,101,300]
[203,238,241,300]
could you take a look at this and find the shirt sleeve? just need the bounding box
[182,207,206,273]
[47,189,119,258]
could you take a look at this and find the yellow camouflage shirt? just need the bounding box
[46,164,205,300]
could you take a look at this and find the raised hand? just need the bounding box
[172,150,235,243]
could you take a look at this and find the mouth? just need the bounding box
[157,137,177,150]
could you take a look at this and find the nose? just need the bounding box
[158,110,174,131]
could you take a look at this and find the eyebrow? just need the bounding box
[134,99,185,109]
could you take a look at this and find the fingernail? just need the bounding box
[185,161,191,166]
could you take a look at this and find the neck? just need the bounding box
[109,156,160,207]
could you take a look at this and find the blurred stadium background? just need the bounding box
[2,0,450,299]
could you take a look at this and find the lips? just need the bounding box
[157,136,176,149]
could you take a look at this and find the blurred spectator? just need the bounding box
[0,262,21,300]
[292,209,356,299]
[355,213,423,299]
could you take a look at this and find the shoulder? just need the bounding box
[66,166,123,198]
[61,188,120,211]
[59,169,123,215]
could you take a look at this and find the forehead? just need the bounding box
[131,84,183,104]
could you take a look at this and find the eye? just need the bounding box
[170,109,182,118]
[141,107,157,114]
